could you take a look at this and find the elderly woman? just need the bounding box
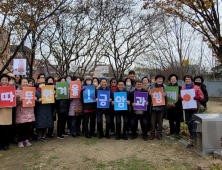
[179,75,204,139]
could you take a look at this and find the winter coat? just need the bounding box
[56,99,70,114]
[81,85,97,111]
[150,84,166,111]
[181,83,204,110]
[125,85,135,92]
[15,88,35,124]
[0,108,12,125]
[96,86,113,112]
[69,98,83,116]
[35,90,53,129]
[199,84,208,108]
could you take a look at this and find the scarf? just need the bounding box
[37,88,42,92]
[126,85,132,91]
[185,83,193,89]
[155,83,163,88]
[142,84,150,90]
[110,86,117,92]
[169,82,178,86]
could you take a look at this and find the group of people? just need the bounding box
[0,70,208,151]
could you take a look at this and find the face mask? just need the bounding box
[47,83,54,85]
[194,82,201,86]
[66,79,71,84]
[9,81,14,85]
[86,80,91,85]
[126,82,131,86]
[93,82,98,86]
[39,84,45,88]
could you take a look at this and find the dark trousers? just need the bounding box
[0,125,9,147]
[110,107,115,133]
[151,110,164,134]
[185,110,197,136]
[168,109,182,134]
[97,109,111,136]
[76,115,84,135]
[84,111,96,135]
[57,113,68,136]
[66,116,72,130]
[17,122,32,142]
[116,111,128,136]
[131,114,148,136]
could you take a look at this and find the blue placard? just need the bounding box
[114,92,127,111]
[83,85,96,103]
[97,90,110,108]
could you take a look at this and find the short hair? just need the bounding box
[65,75,72,80]
[0,74,10,81]
[19,77,29,85]
[92,77,100,84]
[73,76,81,81]
[58,77,66,82]
[100,78,107,82]
[155,74,165,82]
[37,73,45,80]
[80,77,84,81]
[128,71,135,75]
[110,78,117,84]
[141,76,149,82]
[28,78,35,85]
[117,80,125,85]
[168,74,179,81]
[135,80,142,84]
[45,76,54,84]
[15,75,22,79]
[183,75,193,81]
[124,78,132,85]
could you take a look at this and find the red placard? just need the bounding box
[23,87,35,107]
[0,86,16,108]
[70,81,81,98]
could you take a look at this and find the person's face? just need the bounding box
[129,74,135,80]
[170,76,177,85]
[126,79,131,83]
[60,78,66,82]
[47,78,54,84]
[28,81,34,87]
[185,78,192,85]
[111,79,117,86]
[100,79,107,88]
[76,78,80,81]
[21,79,28,87]
[135,82,142,91]
[156,78,163,85]
[66,76,71,80]
[15,75,20,83]
[151,78,155,84]
[142,78,149,85]
[117,82,125,91]
[93,79,98,85]
[40,75,45,79]
[195,78,202,83]
[0,77,9,86]
[9,78,15,85]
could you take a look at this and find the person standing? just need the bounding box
[128,71,136,87]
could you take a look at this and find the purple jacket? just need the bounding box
[69,98,83,116]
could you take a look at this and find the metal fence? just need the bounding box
[177,80,222,98]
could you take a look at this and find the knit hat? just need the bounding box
[7,73,15,79]
[37,78,45,85]
[84,76,92,81]
[194,75,204,83]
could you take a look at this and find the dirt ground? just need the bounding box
[0,99,222,170]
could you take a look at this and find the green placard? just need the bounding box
[56,82,69,99]
[165,86,178,103]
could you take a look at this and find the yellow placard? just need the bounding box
[42,85,55,104]
[182,60,189,66]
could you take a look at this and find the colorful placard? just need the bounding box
[134,91,148,110]
[181,89,197,109]
[150,88,165,106]
[13,59,26,75]
[42,85,55,104]
[23,87,35,107]
[165,86,178,103]
[83,85,95,103]
[0,86,16,108]
[97,90,110,108]
[56,82,69,99]
[114,92,127,111]
[70,81,81,98]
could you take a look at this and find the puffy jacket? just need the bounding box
[15,88,35,124]
[199,84,208,108]
[181,84,204,109]
[69,98,82,116]
[56,99,70,114]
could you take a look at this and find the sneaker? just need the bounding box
[57,135,65,139]
[62,133,69,136]
[18,142,24,148]
[23,140,32,146]
[37,138,43,142]
[111,132,115,135]
[143,135,148,141]
[66,129,71,135]
[41,137,48,142]
[149,133,155,140]
[157,134,162,140]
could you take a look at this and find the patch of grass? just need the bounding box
[84,138,98,145]
[167,162,191,169]
[94,162,106,169]
[32,153,40,159]
[50,156,58,160]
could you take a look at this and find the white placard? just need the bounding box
[13,59,26,75]
[181,89,197,109]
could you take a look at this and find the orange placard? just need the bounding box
[150,87,165,106]
[70,81,81,98]
[42,85,55,104]
[23,87,35,107]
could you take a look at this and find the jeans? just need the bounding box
[116,111,128,136]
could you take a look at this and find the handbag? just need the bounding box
[75,99,83,116]
[166,102,175,110]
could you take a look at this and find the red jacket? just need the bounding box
[181,84,204,109]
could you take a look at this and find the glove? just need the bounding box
[81,87,86,91]
[193,96,200,100]
[93,96,96,99]
[179,94,183,101]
